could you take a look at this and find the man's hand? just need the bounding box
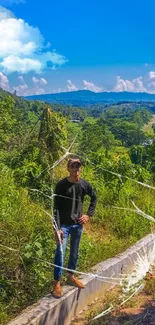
[55,229,64,243]
[78,214,89,224]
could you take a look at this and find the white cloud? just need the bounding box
[0,56,43,74]
[132,77,146,92]
[0,6,67,74]
[13,76,28,96]
[114,76,146,92]
[147,71,155,93]
[32,76,47,85]
[32,76,40,83]
[18,75,24,83]
[148,71,155,80]
[114,76,134,92]
[40,77,47,85]
[0,5,15,20]
[0,17,43,58]
[148,82,155,93]
[14,75,46,96]
[0,72,10,90]
[67,80,78,91]
[83,80,104,92]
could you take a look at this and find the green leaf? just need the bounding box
[34,242,42,249]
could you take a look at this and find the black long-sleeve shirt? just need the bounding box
[54,177,97,229]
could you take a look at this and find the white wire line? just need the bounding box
[90,283,143,322]
[120,283,143,306]
[30,188,82,202]
[42,209,64,265]
[131,200,155,223]
[61,134,78,154]
[36,151,72,178]
[36,136,77,178]
[90,305,114,321]
[30,189,53,200]
[39,259,129,284]
[92,164,155,191]
[112,201,155,224]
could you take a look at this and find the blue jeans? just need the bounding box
[54,224,83,280]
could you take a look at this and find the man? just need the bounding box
[53,157,97,298]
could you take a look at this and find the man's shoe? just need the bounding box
[52,281,62,298]
[67,276,85,289]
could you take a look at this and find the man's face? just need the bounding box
[68,163,82,177]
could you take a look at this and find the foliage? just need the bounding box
[79,120,118,156]
[39,107,67,162]
[0,165,55,323]
[51,103,87,121]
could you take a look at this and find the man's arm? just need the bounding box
[86,182,97,217]
[78,181,97,224]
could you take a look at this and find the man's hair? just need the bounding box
[67,157,82,168]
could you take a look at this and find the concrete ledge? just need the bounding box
[7,234,155,325]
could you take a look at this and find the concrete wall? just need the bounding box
[7,234,155,325]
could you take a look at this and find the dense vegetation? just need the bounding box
[0,88,155,324]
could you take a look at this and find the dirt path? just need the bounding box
[144,114,155,133]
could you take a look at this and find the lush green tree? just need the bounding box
[39,107,67,161]
[97,119,119,156]
[109,120,146,147]
[10,107,67,190]
[129,145,150,168]
[0,96,17,148]
[80,120,117,157]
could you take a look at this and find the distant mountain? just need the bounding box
[25,90,155,107]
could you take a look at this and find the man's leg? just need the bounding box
[67,224,85,288]
[53,225,69,297]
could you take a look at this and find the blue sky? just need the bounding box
[0,0,155,95]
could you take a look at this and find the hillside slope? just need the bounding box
[25,90,155,106]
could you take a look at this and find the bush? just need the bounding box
[0,166,55,323]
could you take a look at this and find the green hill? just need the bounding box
[25,89,155,107]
